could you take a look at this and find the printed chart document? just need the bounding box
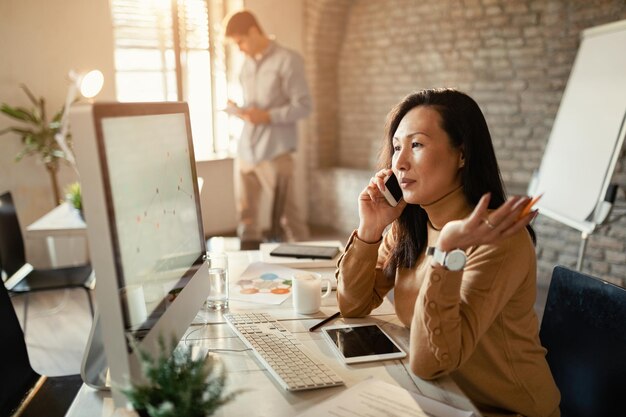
[296,378,475,417]
[229,262,304,305]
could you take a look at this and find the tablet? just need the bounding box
[322,324,407,364]
[269,244,340,260]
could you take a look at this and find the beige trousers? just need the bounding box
[236,153,309,242]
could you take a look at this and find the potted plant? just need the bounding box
[0,84,72,205]
[122,336,241,417]
[65,181,83,219]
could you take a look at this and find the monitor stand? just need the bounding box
[80,306,109,390]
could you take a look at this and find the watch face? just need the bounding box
[446,250,466,271]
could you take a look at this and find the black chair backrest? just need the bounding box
[0,192,27,277]
[0,274,39,416]
[539,266,626,417]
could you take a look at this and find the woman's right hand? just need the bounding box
[357,169,407,243]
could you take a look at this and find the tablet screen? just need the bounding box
[323,324,406,363]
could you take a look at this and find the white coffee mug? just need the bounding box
[292,272,333,314]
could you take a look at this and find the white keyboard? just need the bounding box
[224,312,344,391]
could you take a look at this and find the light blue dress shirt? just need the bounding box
[238,41,312,165]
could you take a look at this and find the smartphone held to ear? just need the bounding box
[381,173,403,207]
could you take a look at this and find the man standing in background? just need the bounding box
[224,9,312,249]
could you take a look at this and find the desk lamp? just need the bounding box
[55,69,104,166]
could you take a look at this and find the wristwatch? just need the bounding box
[427,246,467,271]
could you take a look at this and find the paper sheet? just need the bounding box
[296,378,474,417]
[229,262,307,305]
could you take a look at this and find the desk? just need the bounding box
[65,251,481,417]
[26,203,88,267]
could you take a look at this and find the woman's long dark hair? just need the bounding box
[380,88,535,278]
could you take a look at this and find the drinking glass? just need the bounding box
[204,252,229,310]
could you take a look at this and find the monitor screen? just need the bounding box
[99,111,204,334]
[72,102,209,406]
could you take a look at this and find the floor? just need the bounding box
[11,288,94,377]
[11,225,549,377]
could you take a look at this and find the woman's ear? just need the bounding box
[458,149,466,169]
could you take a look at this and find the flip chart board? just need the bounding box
[532,20,626,234]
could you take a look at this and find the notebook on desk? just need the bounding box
[260,240,344,269]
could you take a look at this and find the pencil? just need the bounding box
[519,193,543,219]
[309,312,341,332]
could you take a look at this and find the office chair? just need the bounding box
[539,266,626,417]
[0,277,83,417]
[0,191,94,335]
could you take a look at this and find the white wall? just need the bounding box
[0,0,116,265]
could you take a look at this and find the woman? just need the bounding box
[336,88,560,417]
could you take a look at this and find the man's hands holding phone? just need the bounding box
[224,100,271,124]
[357,169,407,243]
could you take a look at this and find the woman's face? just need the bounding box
[391,106,464,205]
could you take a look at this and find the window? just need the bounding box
[110,0,243,160]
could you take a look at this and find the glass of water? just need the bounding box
[204,252,229,310]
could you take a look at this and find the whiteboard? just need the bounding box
[532,20,626,234]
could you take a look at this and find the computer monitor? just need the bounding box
[71,102,208,406]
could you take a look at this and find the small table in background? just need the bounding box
[26,202,88,267]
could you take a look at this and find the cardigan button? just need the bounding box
[441,353,449,361]
[428,302,436,309]
[433,328,442,335]
[432,274,441,282]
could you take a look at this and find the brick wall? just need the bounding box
[304,0,626,286]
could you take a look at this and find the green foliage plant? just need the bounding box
[0,84,71,204]
[122,336,241,417]
[65,181,82,211]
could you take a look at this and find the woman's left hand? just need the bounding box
[436,193,538,252]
